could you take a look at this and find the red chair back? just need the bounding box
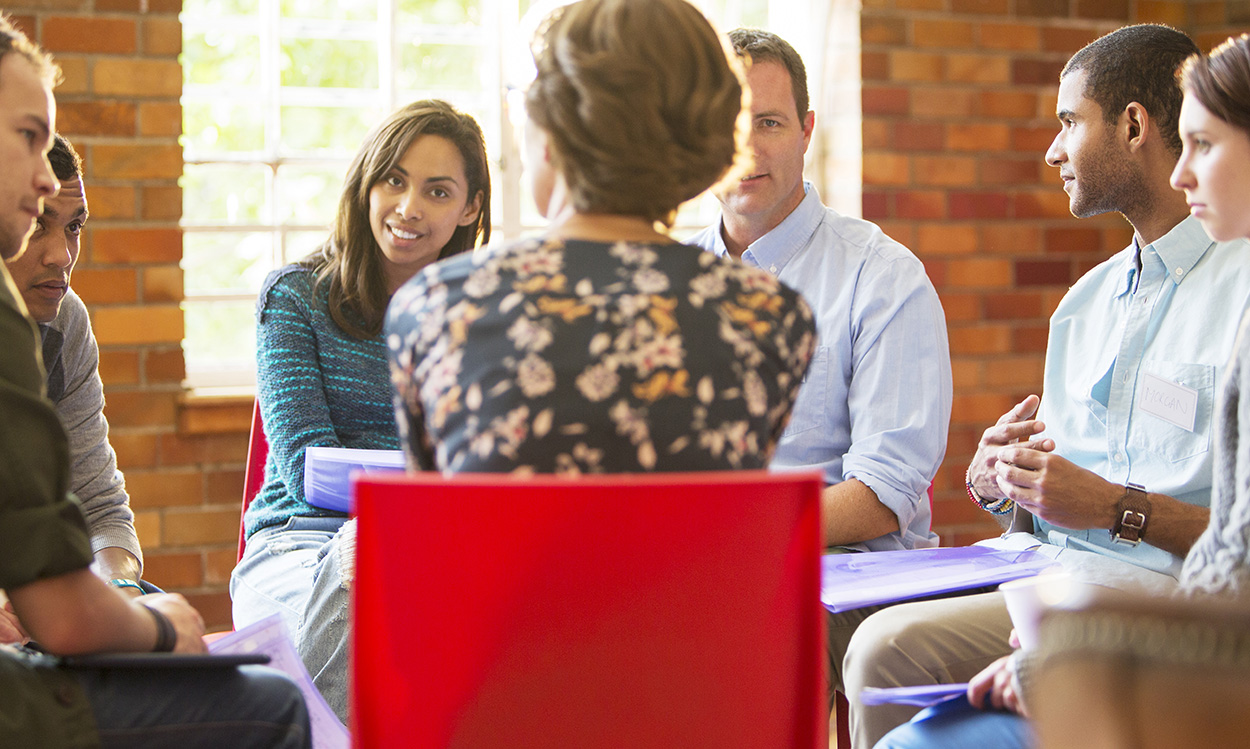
[238,400,268,561]
[351,471,826,749]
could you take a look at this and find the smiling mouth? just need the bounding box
[388,225,423,241]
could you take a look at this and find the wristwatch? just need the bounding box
[1111,482,1150,546]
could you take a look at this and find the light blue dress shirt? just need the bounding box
[686,184,951,551]
[1036,215,1250,578]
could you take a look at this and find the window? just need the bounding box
[180,0,779,388]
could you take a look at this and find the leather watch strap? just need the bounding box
[1111,482,1150,546]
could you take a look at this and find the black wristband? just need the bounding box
[146,606,177,652]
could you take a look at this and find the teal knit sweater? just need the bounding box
[243,265,399,538]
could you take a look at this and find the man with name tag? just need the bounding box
[840,24,1250,748]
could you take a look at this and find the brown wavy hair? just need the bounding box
[306,99,491,339]
[0,13,59,88]
[525,0,747,227]
[1179,34,1250,139]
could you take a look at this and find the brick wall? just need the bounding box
[9,0,1250,632]
[862,0,1248,545]
[12,0,246,631]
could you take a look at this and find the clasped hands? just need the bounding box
[970,395,1121,531]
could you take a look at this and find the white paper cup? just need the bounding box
[1000,570,1072,650]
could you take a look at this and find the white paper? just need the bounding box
[208,615,350,749]
[1139,371,1198,432]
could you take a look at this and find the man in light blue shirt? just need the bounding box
[844,25,1250,749]
[687,29,952,555]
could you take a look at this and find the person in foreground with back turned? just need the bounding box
[0,14,310,748]
[385,0,817,475]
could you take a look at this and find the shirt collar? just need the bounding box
[1118,214,1214,297]
[717,182,824,271]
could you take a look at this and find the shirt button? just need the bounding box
[1114,452,1125,462]
[769,264,777,274]
[1175,268,1184,277]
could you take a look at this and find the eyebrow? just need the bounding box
[1056,109,1075,120]
[754,109,792,121]
[42,204,89,220]
[391,166,463,186]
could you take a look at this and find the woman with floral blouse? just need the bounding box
[384,0,816,474]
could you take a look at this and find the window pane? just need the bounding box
[183,164,269,225]
[185,32,260,87]
[397,0,480,25]
[183,231,274,295]
[280,105,379,154]
[284,231,329,265]
[281,0,376,21]
[183,98,266,154]
[275,163,346,226]
[281,38,379,88]
[396,42,483,91]
[183,299,257,374]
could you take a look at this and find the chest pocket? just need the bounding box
[1129,360,1214,463]
[783,345,829,438]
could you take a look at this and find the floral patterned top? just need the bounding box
[385,236,817,474]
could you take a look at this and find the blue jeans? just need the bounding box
[874,697,1033,749]
[73,664,310,748]
[231,515,351,723]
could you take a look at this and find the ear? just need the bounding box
[801,110,815,150]
[1122,102,1150,153]
[458,189,483,227]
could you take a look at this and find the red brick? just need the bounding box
[896,190,947,219]
[893,121,945,151]
[143,265,183,302]
[160,433,250,466]
[93,306,183,346]
[206,548,239,585]
[1014,190,1072,219]
[1015,259,1074,286]
[950,192,1011,219]
[951,359,980,390]
[1102,225,1134,252]
[914,155,977,187]
[1042,26,1100,53]
[93,228,183,264]
[863,192,889,220]
[863,52,889,81]
[978,22,1040,51]
[145,552,203,589]
[163,508,239,546]
[143,17,182,56]
[97,0,143,9]
[948,259,1012,287]
[1019,0,1072,15]
[941,293,982,322]
[138,102,183,137]
[947,55,1010,84]
[1074,0,1129,20]
[914,19,975,48]
[141,185,183,220]
[206,468,247,505]
[985,355,1046,387]
[862,15,907,45]
[897,0,944,9]
[72,268,138,304]
[948,123,1010,151]
[92,144,182,181]
[917,224,977,255]
[952,0,1008,12]
[43,17,136,54]
[1045,226,1103,254]
[111,433,160,470]
[863,152,910,186]
[863,86,910,116]
[127,469,204,509]
[1013,323,1051,353]
[890,51,944,82]
[922,259,948,287]
[953,392,1023,423]
[981,224,1041,254]
[1012,59,1064,86]
[55,57,89,95]
[82,185,136,220]
[1191,1,1224,25]
[985,291,1043,320]
[949,324,1012,354]
[57,101,136,137]
[981,158,1042,185]
[105,390,178,428]
[145,347,186,383]
[185,592,233,633]
[912,88,976,118]
[98,351,141,385]
[863,119,891,149]
[979,91,1037,119]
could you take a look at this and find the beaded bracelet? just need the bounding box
[965,466,1016,516]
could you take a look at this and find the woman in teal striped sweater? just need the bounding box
[230,99,491,722]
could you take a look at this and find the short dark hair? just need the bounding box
[48,133,82,182]
[1178,34,1250,140]
[0,13,59,88]
[728,28,809,119]
[1062,24,1199,156]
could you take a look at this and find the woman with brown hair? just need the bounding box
[232,99,490,721]
[386,0,816,476]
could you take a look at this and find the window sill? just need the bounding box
[178,388,255,435]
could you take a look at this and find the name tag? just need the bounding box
[1139,372,1198,432]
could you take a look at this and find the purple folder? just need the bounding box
[860,683,969,708]
[821,546,1056,613]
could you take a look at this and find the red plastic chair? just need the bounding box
[351,471,827,749]
[238,399,268,562]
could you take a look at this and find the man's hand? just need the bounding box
[0,596,27,645]
[139,594,206,654]
[994,447,1120,530]
[969,395,1055,501]
[967,654,1027,716]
